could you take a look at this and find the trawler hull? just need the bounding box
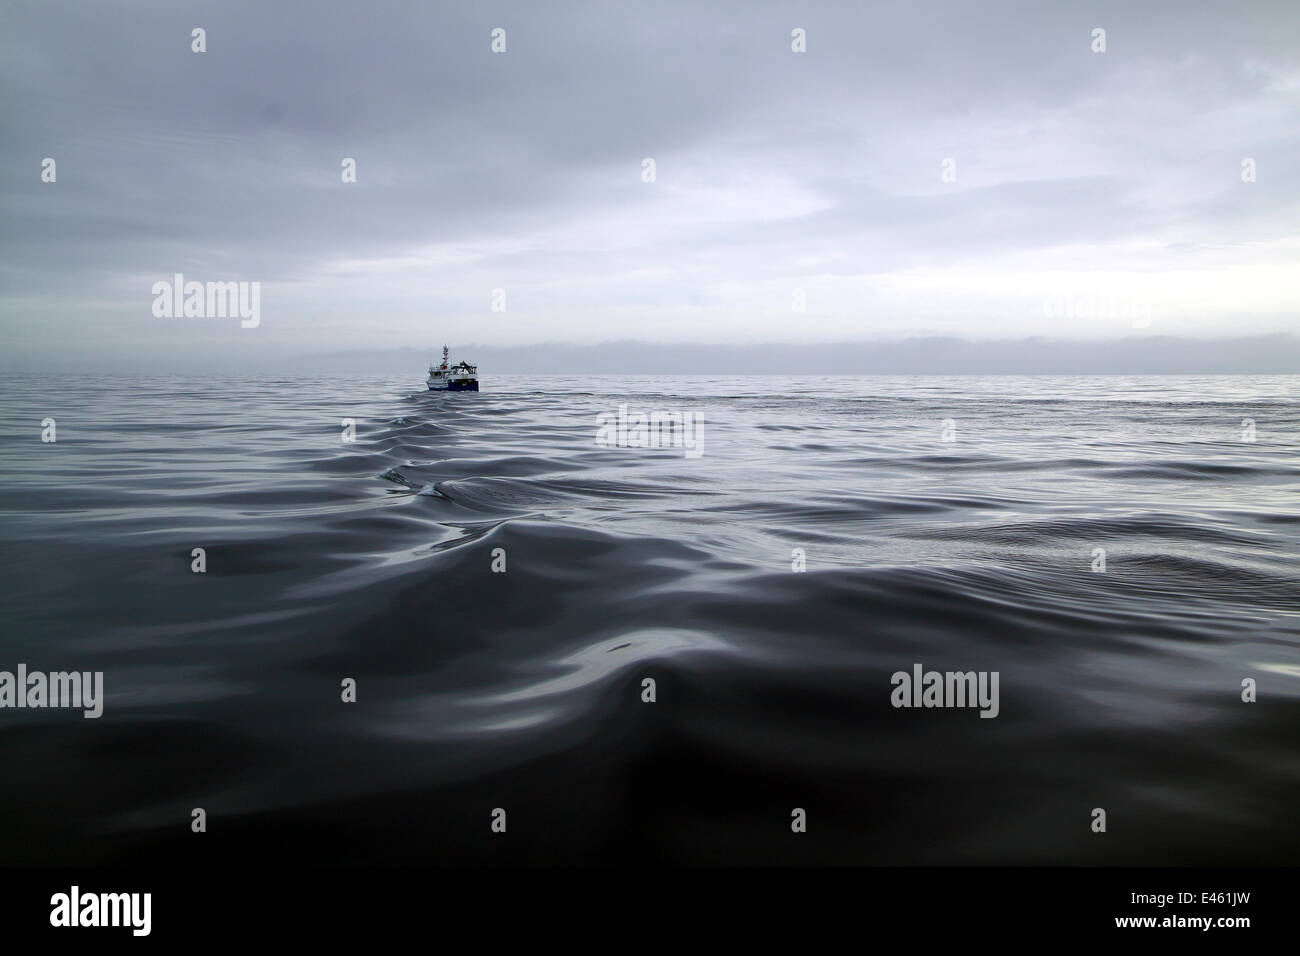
[428,380,479,391]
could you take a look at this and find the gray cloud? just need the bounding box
[2,0,1298,367]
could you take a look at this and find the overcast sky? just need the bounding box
[2,0,1298,368]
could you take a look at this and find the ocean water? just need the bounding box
[1,374,1297,865]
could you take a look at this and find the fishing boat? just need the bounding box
[427,345,479,391]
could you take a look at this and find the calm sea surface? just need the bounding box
[1,374,1297,864]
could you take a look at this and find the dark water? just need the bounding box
[1,374,1297,865]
